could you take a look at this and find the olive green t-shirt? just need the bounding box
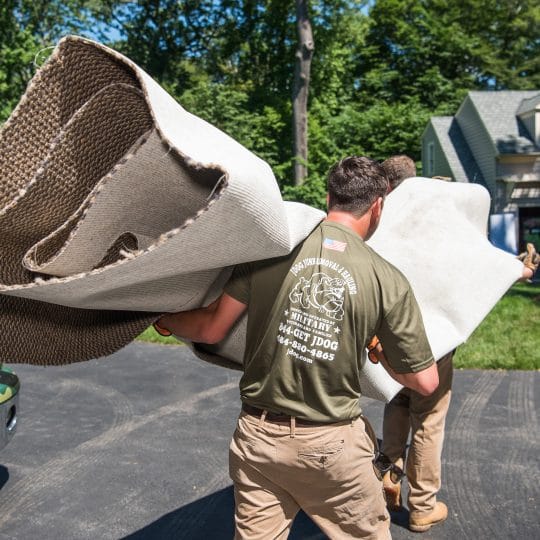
[225,221,433,422]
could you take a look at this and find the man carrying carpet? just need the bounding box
[156,156,439,539]
[376,154,539,533]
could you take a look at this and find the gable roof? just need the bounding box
[467,91,539,153]
[430,116,486,186]
[516,94,540,116]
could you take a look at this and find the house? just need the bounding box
[422,91,540,254]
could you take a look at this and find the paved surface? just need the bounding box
[0,342,538,539]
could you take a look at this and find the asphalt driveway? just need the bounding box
[0,342,538,539]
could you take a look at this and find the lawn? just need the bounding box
[137,325,181,345]
[453,282,539,370]
[137,282,540,370]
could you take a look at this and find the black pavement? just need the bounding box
[0,342,538,539]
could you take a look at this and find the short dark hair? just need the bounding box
[327,156,388,216]
[381,155,416,190]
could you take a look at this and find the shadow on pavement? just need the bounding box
[122,486,326,540]
[388,507,410,530]
[2,345,537,539]
[0,465,9,491]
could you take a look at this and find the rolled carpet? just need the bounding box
[0,36,324,366]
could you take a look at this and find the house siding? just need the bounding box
[423,91,540,253]
[520,112,536,143]
[455,97,496,195]
[496,155,540,212]
[497,155,540,182]
[421,123,453,178]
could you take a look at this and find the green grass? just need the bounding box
[136,325,184,346]
[137,283,540,370]
[453,282,540,370]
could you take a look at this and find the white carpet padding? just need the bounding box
[197,178,523,401]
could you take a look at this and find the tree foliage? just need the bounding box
[0,2,37,121]
[0,0,538,208]
[358,0,540,109]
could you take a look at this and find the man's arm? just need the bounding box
[372,274,441,395]
[368,339,438,395]
[157,293,247,344]
[380,353,439,396]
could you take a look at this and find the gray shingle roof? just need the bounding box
[468,91,539,153]
[430,116,486,186]
[516,94,540,115]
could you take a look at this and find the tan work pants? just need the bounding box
[381,353,453,515]
[229,411,391,539]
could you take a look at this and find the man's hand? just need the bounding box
[517,243,539,271]
[517,243,539,281]
[367,336,383,363]
[153,321,172,336]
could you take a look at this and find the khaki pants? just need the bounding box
[381,353,453,515]
[229,411,391,539]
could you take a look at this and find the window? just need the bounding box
[426,142,435,177]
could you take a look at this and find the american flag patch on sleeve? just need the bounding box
[323,238,347,252]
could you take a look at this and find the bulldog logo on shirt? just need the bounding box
[289,273,345,321]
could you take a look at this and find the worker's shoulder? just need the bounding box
[361,242,403,274]
[361,243,411,289]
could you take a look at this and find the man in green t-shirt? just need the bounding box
[377,155,539,534]
[157,156,439,539]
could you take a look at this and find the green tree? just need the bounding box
[2,0,537,204]
[87,0,231,87]
[358,0,540,109]
[0,0,98,123]
[0,2,39,122]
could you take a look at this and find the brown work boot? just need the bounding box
[409,501,448,532]
[382,472,402,511]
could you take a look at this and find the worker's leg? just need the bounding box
[406,353,453,515]
[290,417,391,539]
[229,413,300,540]
[380,389,411,509]
[381,389,411,469]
